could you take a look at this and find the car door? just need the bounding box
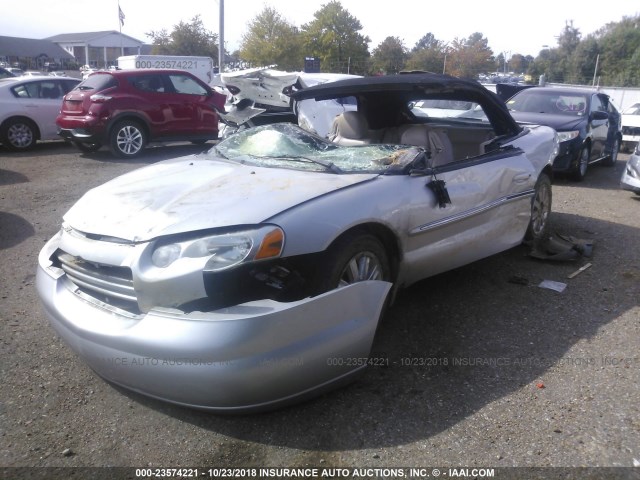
[603,95,621,148]
[402,145,536,285]
[11,79,67,140]
[165,73,218,136]
[589,93,609,160]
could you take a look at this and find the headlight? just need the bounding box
[556,130,580,143]
[151,226,284,271]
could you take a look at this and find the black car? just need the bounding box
[506,87,622,180]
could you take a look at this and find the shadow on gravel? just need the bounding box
[77,142,214,164]
[0,168,28,186]
[552,157,626,190]
[0,211,35,248]
[110,212,639,456]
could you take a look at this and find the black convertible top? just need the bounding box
[289,72,521,136]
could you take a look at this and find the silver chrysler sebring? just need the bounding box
[37,73,559,412]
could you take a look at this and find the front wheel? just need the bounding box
[109,120,146,158]
[571,146,589,181]
[1,118,37,151]
[314,233,391,295]
[525,173,552,247]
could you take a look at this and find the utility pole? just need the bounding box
[592,53,600,87]
[218,0,224,73]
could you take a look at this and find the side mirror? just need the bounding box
[591,110,608,121]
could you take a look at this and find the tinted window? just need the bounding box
[167,74,208,95]
[590,95,605,113]
[74,73,118,92]
[129,74,166,93]
[10,80,64,99]
[507,90,587,116]
[61,79,79,93]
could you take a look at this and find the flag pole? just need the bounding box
[118,1,124,56]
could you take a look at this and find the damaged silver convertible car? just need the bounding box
[37,73,559,412]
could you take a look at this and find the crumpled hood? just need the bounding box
[510,111,584,131]
[64,155,377,242]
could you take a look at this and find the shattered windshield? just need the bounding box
[212,123,423,173]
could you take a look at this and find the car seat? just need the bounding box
[400,125,454,167]
[328,111,374,145]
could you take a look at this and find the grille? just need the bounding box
[55,251,139,312]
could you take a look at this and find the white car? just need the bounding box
[621,103,640,152]
[0,76,80,151]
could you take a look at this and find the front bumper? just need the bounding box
[37,241,391,412]
[551,137,582,172]
[621,154,640,193]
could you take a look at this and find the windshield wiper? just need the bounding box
[267,155,343,174]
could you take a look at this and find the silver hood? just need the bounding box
[64,156,377,242]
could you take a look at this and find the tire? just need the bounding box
[602,137,619,167]
[108,120,146,158]
[315,233,391,295]
[571,145,589,181]
[73,141,102,153]
[1,118,37,151]
[525,173,552,247]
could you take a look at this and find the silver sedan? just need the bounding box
[37,73,558,412]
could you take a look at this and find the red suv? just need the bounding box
[56,69,226,158]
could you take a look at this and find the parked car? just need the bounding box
[621,102,640,153]
[5,67,24,76]
[37,73,558,412]
[56,69,227,158]
[620,143,640,195]
[0,67,17,79]
[505,87,622,180]
[0,76,80,151]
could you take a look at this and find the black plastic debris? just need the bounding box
[529,233,594,261]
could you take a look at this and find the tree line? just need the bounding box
[146,2,640,87]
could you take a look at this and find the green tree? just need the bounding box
[147,16,219,59]
[239,6,302,71]
[596,16,640,86]
[371,36,407,74]
[528,14,640,87]
[446,32,494,79]
[567,37,599,84]
[300,1,370,74]
[496,53,530,74]
[405,33,446,73]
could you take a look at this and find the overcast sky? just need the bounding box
[1,0,638,59]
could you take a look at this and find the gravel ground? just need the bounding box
[1,141,639,478]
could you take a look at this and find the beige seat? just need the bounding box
[400,125,454,167]
[328,111,373,146]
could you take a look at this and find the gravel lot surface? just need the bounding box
[1,141,639,477]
